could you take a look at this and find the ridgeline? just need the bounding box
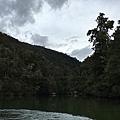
[0,13,120,99]
[0,32,80,96]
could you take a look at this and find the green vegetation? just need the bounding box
[0,32,80,96]
[0,13,120,99]
[77,13,120,99]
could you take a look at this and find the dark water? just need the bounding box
[0,96,120,120]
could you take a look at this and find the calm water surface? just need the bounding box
[0,96,120,120]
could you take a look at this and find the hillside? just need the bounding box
[0,13,120,99]
[0,32,79,68]
[0,32,80,96]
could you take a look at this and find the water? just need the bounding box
[0,109,91,120]
[0,96,120,120]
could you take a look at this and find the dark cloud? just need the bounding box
[45,0,68,9]
[13,0,43,26]
[0,0,68,28]
[0,0,13,17]
[71,46,93,61]
[31,34,68,48]
[0,0,68,34]
[31,34,49,46]
[0,0,43,31]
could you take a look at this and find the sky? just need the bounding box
[0,0,120,61]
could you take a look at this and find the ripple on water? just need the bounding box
[0,109,93,120]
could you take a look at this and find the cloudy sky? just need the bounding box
[0,0,120,61]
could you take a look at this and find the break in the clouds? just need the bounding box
[0,0,120,60]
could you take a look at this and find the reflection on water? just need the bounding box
[0,96,120,120]
[0,109,92,120]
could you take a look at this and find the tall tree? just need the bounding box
[87,13,114,76]
[82,13,115,97]
[87,13,114,61]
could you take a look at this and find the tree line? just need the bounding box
[0,13,120,99]
[0,32,80,96]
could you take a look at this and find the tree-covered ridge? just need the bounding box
[0,32,80,96]
[0,13,120,99]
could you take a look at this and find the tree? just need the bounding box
[104,20,120,98]
[86,13,114,76]
[87,13,114,60]
[81,13,115,97]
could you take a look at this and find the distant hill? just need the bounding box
[0,32,80,96]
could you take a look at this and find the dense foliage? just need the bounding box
[77,13,120,99]
[0,13,120,99]
[0,33,80,96]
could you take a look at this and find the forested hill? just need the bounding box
[0,13,120,99]
[0,32,80,96]
[0,32,79,68]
